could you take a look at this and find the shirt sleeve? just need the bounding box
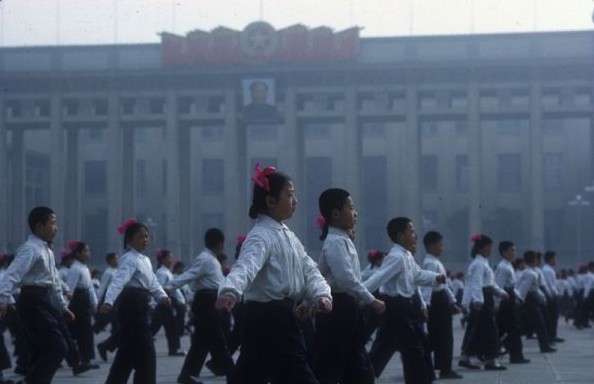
[543,267,559,296]
[49,259,69,312]
[218,233,270,301]
[364,253,403,294]
[167,258,204,290]
[411,259,439,287]
[323,238,374,304]
[0,246,36,304]
[147,271,168,301]
[65,266,81,293]
[297,241,332,303]
[103,258,136,306]
[420,260,438,304]
[96,271,113,303]
[467,262,484,304]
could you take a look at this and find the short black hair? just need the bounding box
[205,228,225,250]
[523,250,537,264]
[105,252,117,264]
[544,251,556,263]
[498,241,515,255]
[423,231,443,248]
[387,217,412,243]
[28,206,55,233]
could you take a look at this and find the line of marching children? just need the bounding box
[1,164,594,384]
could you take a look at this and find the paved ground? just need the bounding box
[4,318,593,383]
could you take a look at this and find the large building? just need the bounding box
[1,23,593,268]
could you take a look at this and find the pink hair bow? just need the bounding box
[470,234,483,242]
[236,234,247,246]
[67,240,80,251]
[117,218,136,235]
[251,162,276,191]
[155,248,163,259]
[316,214,326,229]
[60,250,70,258]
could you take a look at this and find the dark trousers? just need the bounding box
[105,288,155,384]
[526,292,551,350]
[68,288,95,363]
[497,289,523,360]
[461,290,498,361]
[98,310,120,353]
[179,290,233,379]
[230,300,318,384]
[16,286,68,384]
[546,297,559,339]
[150,302,181,353]
[363,290,382,342]
[173,300,187,336]
[427,290,454,373]
[314,292,374,384]
[227,301,244,354]
[369,295,433,384]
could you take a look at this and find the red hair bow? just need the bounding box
[155,248,163,259]
[60,250,70,258]
[316,214,326,229]
[470,234,483,242]
[117,218,136,235]
[67,240,80,251]
[251,162,276,191]
[236,234,247,246]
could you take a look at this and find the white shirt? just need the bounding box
[317,227,374,304]
[542,264,559,297]
[0,269,15,305]
[97,266,117,303]
[155,265,186,304]
[516,267,546,302]
[420,254,455,304]
[536,267,551,297]
[464,255,506,305]
[450,279,464,295]
[167,249,224,295]
[218,215,331,303]
[494,259,521,299]
[361,264,380,282]
[103,248,167,306]
[364,243,438,298]
[66,260,98,308]
[0,235,68,311]
[583,272,594,299]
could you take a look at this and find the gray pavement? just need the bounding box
[5,319,593,383]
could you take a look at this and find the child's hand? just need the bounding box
[100,303,113,314]
[63,309,76,322]
[215,295,236,312]
[295,302,312,320]
[160,297,172,307]
[371,299,386,314]
[316,297,332,313]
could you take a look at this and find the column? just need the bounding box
[344,83,365,247]
[0,93,7,251]
[529,79,545,249]
[403,79,421,226]
[223,85,243,245]
[49,93,66,247]
[106,91,124,251]
[122,126,135,219]
[64,128,80,240]
[165,91,181,257]
[282,80,305,232]
[467,81,481,236]
[178,123,191,258]
[11,129,26,244]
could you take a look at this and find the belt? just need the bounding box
[246,298,296,310]
[21,285,51,294]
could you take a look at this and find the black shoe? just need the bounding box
[72,364,92,376]
[484,363,507,371]
[458,360,480,370]
[440,370,463,379]
[177,375,203,384]
[205,359,225,376]
[168,350,187,356]
[97,343,108,362]
[541,346,557,353]
[552,337,565,343]
[510,357,531,364]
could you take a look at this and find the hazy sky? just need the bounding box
[0,0,592,47]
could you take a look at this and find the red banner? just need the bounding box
[161,22,360,66]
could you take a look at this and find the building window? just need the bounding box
[303,123,332,140]
[84,160,106,195]
[495,119,524,136]
[135,160,147,198]
[247,124,278,140]
[202,158,224,195]
[455,154,469,192]
[497,154,522,192]
[201,125,224,141]
[420,122,438,139]
[362,123,386,139]
[543,153,564,191]
[88,129,104,141]
[421,155,438,193]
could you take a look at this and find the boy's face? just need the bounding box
[503,246,516,261]
[397,222,417,253]
[36,213,58,243]
[427,239,444,257]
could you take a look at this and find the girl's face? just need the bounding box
[80,245,91,263]
[332,197,357,231]
[129,227,150,252]
[481,243,493,257]
[267,181,298,222]
[163,254,174,269]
